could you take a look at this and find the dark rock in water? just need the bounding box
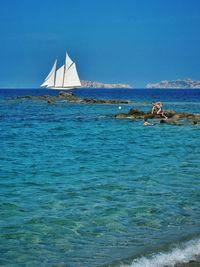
[13,91,131,105]
[59,91,131,104]
[58,91,83,102]
[115,108,178,120]
[114,108,200,124]
[128,108,146,116]
[12,92,200,124]
[160,119,167,124]
[15,95,55,101]
[47,99,55,104]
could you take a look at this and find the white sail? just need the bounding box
[55,65,65,87]
[63,63,81,88]
[44,60,57,81]
[65,53,73,70]
[40,52,81,89]
[41,60,57,87]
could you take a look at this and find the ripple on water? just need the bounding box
[0,91,200,266]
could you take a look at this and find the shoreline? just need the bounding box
[118,238,200,267]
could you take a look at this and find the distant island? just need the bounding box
[146,78,200,89]
[81,80,132,88]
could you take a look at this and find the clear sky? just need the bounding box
[0,0,200,88]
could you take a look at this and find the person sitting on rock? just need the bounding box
[151,102,160,114]
[152,102,167,119]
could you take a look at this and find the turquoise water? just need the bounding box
[0,89,200,267]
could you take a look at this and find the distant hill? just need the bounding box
[81,80,132,88]
[146,79,200,89]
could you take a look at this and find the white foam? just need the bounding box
[120,238,200,267]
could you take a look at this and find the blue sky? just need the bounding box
[0,0,200,88]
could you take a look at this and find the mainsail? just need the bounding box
[55,65,65,87]
[64,63,81,87]
[41,53,81,89]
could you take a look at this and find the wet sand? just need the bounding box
[175,256,200,267]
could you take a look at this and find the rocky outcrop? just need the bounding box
[11,93,200,124]
[13,92,132,105]
[81,80,132,88]
[114,108,200,124]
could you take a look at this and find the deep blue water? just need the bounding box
[0,88,200,267]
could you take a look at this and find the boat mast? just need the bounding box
[62,53,67,87]
[54,60,57,87]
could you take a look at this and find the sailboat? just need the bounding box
[41,53,82,90]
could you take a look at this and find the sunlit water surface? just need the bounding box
[0,89,200,267]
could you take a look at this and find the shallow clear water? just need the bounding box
[0,89,200,267]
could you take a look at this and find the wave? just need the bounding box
[120,238,200,267]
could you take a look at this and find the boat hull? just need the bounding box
[45,86,82,90]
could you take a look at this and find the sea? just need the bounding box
[0,88,200,267]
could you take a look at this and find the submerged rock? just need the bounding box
[11,93,200,124]
[58,92,83,102]
[59,92,131,104]
[13,91,132,105]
